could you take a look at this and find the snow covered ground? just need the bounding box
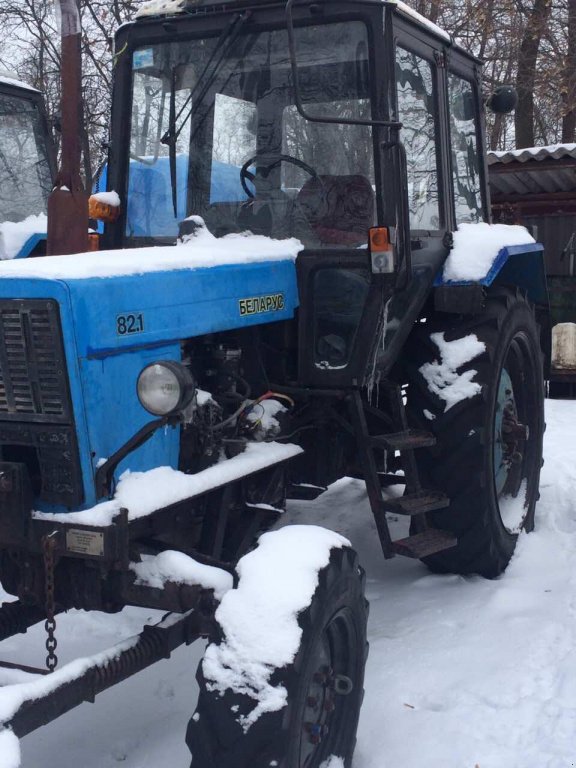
[4,398,576,766]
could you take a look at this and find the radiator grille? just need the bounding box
[0,300,70,423]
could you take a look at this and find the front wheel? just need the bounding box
[187,532,368,768]
[404,287,545,578]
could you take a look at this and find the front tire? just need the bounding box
[404,287,544,577]
[187,544,368,768]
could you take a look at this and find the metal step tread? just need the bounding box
[392,529,457,559]
[384,490,450,516]
[369,429,436,451]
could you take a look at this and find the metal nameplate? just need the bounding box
[66,529,105,557]
[238,293,285,316]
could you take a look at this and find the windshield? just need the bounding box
[127,21,375,248]
[0,93,52,223]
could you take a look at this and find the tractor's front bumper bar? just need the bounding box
[0,604,214,740]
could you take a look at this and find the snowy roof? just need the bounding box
[488,144,576,165]
[136,0,451,45]
[388,1,451,42]
[0,75,39,94]
[488,144,576,200]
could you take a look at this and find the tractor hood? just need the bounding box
[0,222,301,356]
[0,226,300,510]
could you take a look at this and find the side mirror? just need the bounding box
[486,86,518,115]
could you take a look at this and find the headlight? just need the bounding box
[137,361,195,416]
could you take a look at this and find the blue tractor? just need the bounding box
[0,75,54,258]
[0,0,548,765]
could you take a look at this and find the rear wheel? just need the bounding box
[187,544,368,768]
[404,287,544,577]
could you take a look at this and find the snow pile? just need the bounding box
[90,191,121,208]
[499,480,528,534]
[420,332,486,411]
[0,730,20,768]
[0,217,303,280]
[0,214,47,260]
[131,550,232,600]
[135,0,186,16]
[34,441,303,526]
[202,525,349,729]
[320,758,345,768]
[443,222,535,282]
[245,398,286,438]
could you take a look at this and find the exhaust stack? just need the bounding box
[46,0,89,256]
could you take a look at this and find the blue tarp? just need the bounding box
[95,156,249,238]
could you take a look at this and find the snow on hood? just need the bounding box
[443,222,536,282]
[0,217,303,280]
[202,525,350,730]
[0,213,47,260]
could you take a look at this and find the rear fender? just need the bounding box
[434,243,551,373]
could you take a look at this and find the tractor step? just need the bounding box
[392,529,457,559]
[369,429,436,451]
[384,490,449,516]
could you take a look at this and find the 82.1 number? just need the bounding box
[117,313,145,336]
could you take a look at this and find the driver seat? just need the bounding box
[295,174,374,246]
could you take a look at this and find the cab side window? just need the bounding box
[448,73,482,223]
[395,46,440,231]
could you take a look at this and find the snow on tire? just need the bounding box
[404,286,545,578]
[186,525,368,768]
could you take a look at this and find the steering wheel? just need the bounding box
[240,153,319,198]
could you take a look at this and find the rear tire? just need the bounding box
[404,287,544,577]
[187,545,368,768]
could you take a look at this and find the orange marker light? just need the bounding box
[369,227,395,274]
[88,195,121,224]
[370,227,392,252]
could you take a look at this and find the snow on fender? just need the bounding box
[201,525,350,730]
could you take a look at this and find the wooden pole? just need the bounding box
[46,0,89,256]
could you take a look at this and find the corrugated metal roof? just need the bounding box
[488,144,576,198]
[488,144,576,165]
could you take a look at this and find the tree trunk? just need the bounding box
[515,0,552,148]
[562,0,576,142]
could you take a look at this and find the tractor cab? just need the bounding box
[0,76,54,258]
[105,0,489,386]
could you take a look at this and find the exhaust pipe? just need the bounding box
[46,0,89,256]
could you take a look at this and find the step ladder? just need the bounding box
[348,387,457,560]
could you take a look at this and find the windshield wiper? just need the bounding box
[160,10,252,218]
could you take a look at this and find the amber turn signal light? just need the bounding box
[88,196,120,223]
[369,227,392,251]
[369,227,395,274]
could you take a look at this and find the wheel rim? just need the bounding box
[493,333,538,534]
[298,608,358,768]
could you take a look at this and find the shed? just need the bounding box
[488,145,576,394]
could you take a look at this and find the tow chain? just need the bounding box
[42,533,58,673]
